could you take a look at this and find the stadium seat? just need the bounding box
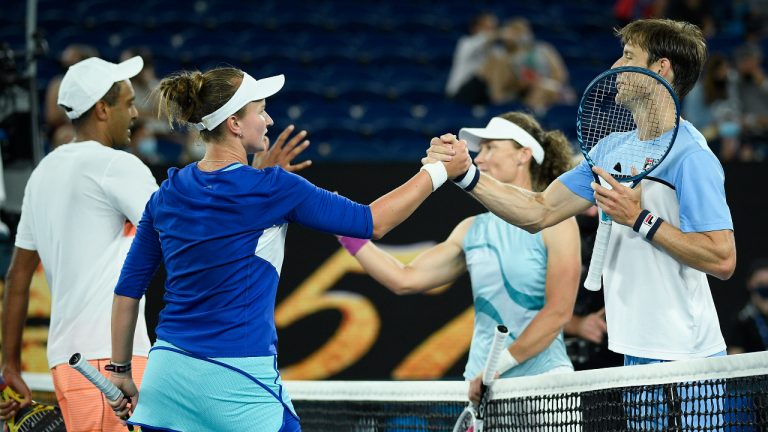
[38,7,79,29]
[568,63,601,94]
[300,126,366,161]
[543,104,578,139]
[26,0,739,165]
[0,25,25,51]
[284,100,357,131]
[155,138,184,165]
[115,29,177,55]
[45,26,116,60]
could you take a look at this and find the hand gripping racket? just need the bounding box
[578,66,680,291]
[452,325,509,432]
[68,353,134,431]
[0,379,66,432]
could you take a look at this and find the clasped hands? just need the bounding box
[422,134,471,179]
[423,133,643,227]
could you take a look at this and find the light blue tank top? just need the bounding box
[462,213,572,379]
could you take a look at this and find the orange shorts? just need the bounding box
[51,356,147,432]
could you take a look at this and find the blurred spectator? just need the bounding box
[727,258,768,354]
[665,0,716,37]
[744,0,768,40]
[0,146,9,274]
[44,44,99,145]
[734,43,768,161]
[127,118,160,164]
[445,12,499,105]
[483,18,572,114]
[120,47,160,119]
[684,53,742,160]
[614,0,666,27]
[714,0,766,39]
[120,47,180,164]
[50,123,75,149]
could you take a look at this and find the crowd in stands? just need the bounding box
[445,1,767,161]
[446,15,573,114]
[23,0,765,164]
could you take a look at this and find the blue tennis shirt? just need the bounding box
[115,163,373,357]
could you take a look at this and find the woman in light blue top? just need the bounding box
[339,112,581,399]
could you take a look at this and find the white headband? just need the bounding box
[459,117,546,164]
[194,73,285,131]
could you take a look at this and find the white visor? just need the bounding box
[459,117,545,164]
[194,73,285,131]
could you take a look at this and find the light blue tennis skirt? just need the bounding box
[127,339,298,432]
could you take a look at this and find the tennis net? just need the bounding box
[285,351,768,431]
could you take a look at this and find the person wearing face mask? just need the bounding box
[445,12,501,105]
[728,258,768,354]
[734,43,768,161]
[337,112,581,406]
[105,66,470,431]
[683,53,742,161]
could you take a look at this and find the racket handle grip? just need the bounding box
[482,325,509,385]
[69,354,134,431]
[69,354,124,401]
[584,210,613,291]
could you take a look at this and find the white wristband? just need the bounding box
[419,162,448,192]
[452,163,479,191]
[497,349,519,375]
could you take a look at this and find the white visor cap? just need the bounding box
[194,73,285,131]
[58,56,143,119]
[459,117,545,164]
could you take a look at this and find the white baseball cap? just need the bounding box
[459,117,546,164]
[58,56,144,119]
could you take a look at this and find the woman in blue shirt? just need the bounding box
[105,67,470,432]
[339,112,581,404]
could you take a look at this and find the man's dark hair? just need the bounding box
[469,12,495,33]
[616,19,707,98]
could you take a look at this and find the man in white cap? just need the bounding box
[0,56,157,432]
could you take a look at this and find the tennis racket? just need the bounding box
[578,66,680,291]
[0,379,65,432]
[452,325,509,432]
[68,353,134,431]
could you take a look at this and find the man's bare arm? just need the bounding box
[425,139,591,232]
[469,174,593,233]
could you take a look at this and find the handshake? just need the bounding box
[420,134,479,192]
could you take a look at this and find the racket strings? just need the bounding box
[2,385,66,432]
[579,71,678,178]
[8,403,66,432]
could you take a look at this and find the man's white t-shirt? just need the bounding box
[559,121,733,360]
[15,141,158,368]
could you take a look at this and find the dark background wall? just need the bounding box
[143,162,767,379]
